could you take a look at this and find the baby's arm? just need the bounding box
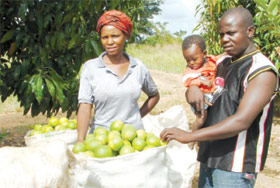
[189,111,207,149]
[199,76,213,88]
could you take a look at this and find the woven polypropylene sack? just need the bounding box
[0,140,73,188]
[143,105,197,188]
[24,129,77,146]
[69,145,169,188]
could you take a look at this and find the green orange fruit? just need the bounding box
[110,120,124,132]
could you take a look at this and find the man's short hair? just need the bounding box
[221,7,254,27]
[182,34,206,51]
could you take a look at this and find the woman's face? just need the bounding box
[100,25,127,56]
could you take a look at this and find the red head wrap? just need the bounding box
[96,10,133,37]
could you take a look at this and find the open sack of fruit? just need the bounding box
[68,122,169,188]
[142,105,197,188]
[0,140,74,188]
[69,105,196,188]
[69,145,168,188]
[24,117,78,146]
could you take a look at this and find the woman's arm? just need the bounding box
[77,103,92,143]
[140,93,160,118]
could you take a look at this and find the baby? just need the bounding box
[182,34,221,148]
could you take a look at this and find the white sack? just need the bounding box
[143,105,198,188]
[0,140,73,188]
[24,129,77,146]
[69,146,169,188]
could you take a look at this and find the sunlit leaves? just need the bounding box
[195,0,279,70]
[0,0,163,117]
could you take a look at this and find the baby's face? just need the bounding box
[182,44,206,70]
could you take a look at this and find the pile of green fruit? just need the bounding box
[29,116,77,137]
[72,120,166,158]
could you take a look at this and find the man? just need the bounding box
[160,7,279,187]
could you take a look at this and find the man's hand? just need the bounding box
[160,127,191,144]
[185,86,212,118]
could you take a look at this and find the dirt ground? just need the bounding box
[0,70,279,187]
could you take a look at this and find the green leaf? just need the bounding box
[34,76,44,103]
[31,100,40,116]
[48,68,68,89]
[62,13,73,25]
[255,0,267,10]
[68,37,76,49]
[268,0,278,16]
[23,102,31,115]
[53,80,64,104]
[0,30,16,43]
[13,65,21,80]
[90,40,100,55]
[110,0,120,9]
[45,78,56,99]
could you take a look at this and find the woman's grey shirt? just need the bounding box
[78,51,158,130]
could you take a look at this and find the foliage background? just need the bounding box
[1,0,279,117]
[0,0,163,117]
[194,0,280,69]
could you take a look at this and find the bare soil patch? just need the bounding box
[0,70,279,188]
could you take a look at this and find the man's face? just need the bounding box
[218,14,252,59]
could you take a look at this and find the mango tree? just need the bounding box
[0,0,162,117]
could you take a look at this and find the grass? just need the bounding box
[126,42,185,73]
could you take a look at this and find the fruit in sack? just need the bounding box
[58,117,68,125]
[95,134,108,145]
[110,120,124,132]
[108,130,121,140]
[30,130,41,136]
[85,139,102,152]
[123,140,131,146]
[146,136,161,147]
[54,125,66,131]
[160,140,167,146]
[72,142,86,154]
[132,137,146,151]
[119,145,135,155]
[109,136,124,151]
[136,129,147,140]
[121,126,136,141]
[95,145,113,158]
[33,124,42,131]
[84,151,95,158]
[42,125,54,133]
[143,145,155,150]
[94,127,109,136]
[48,117,59,127]
[67,120,77,129]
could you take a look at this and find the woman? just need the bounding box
[77,10,160,143]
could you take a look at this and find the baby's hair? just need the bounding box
[182,34,206,51]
